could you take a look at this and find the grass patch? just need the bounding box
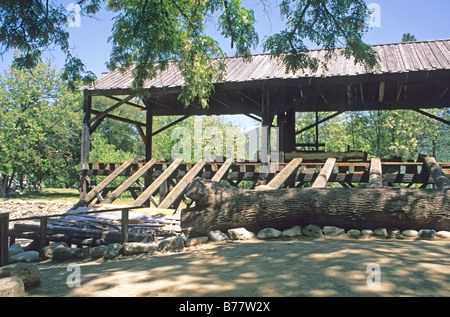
[0,187,136,205]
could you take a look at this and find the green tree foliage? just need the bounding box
[0,57,82,196]
[1,0,378,108]
[295,109,450,162]
[402,33,417,42]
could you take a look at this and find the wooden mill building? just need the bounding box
[77,38,450,210]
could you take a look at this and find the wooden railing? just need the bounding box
[1,206,149,267]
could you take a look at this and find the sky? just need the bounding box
[1,0,450,127]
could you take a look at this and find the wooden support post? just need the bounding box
[80,92,92,199]
[102,159,157,205]
[158,160,206,209]
[211,159,234,182]
[145,106,153,190]
[132,159,183,207]
[277,112,286,163]
[265,158,303,189]
[285,108,296,153]
[368,158,383,188]
[81,92,92,164]
[146,106,153,163]
[379,82,385,103]
[0,212,8,267]
[312,158,336,188]
[73,158,137,209]
[423,157,450,190]
[121,209,129,244]
[39,217,48,250]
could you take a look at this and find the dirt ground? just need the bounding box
[27,236,450,297]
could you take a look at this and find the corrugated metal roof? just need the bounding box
[85,39,450,91]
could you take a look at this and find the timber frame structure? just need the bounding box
[78,39,450,210]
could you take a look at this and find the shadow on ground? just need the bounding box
[29,238,450,297]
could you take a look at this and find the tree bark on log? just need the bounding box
[181,178,450,237]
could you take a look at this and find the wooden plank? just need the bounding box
[368,158,383,188]
[39,217,48,250]
[379,82,385,103]
[13,223,149,243]
[121,209,129,243]
[312,158,336,188]
[132,159,183,207]
[0,212,9,267]
[266,158,303,189]
[423,157,450,190]
[102,159,157,205]
[285,151,365,161]
[158,160,207,209]
[211,159,234,182]
[73,158,138,209]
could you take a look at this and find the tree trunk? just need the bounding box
[0,174,9,198]
[181,178,450,237]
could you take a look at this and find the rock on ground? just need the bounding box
[402,230,419,238]
[40,242,69,260]
[185,236,209,247]
[9,251,40,263]
[0,263,41,289]
[207,230,229,242]
[158,236,186,252]
[122,242,157,256]
[303,224,322,238]
[257,228,282,239]
[52,247,89,261]
[419,229,436,239]
[347,229,361,237]
[436,231,450,238]
[104,243,123,259]
[322,226,345,236]
[227,228,254,240]
[0,277,26,297]
[374,228,388,237]
[282,226,302,237]
[8,243,24,258]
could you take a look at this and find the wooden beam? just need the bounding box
[0,212,9,267]
[81,92,92,164]
[89,95,135,124]
[423,157,450,190]
[286,151,365,161]
[368,158,383,188]
[265,158,303,189]
[132,159,183,207]
[121,209,129,243]
[136,125,148,146]
[158,160,207,209]
[211,159,234,182]
[106,96,146,110]
[359,83,365,104]
[73,158,138,209]
[379,82,385,103]
[152,115,191,136]
[102,159,157,205]
[396,81,404,103]
[439,88,448,100]
[312,158,336,188]
[295,112,344,135]
[414,110,450,126]
[91,109,146,127]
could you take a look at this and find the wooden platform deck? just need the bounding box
[78,156,450,211]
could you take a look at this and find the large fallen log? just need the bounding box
[181,178,450,237]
